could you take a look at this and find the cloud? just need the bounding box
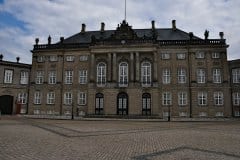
[0,0,239,63]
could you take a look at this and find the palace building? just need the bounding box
[1,20,240,118]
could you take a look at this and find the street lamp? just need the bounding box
[168,105,171,122]
[71,102,74,120]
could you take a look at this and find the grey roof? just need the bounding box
[62,28,201,44]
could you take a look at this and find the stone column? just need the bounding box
[90,53,95,82]
[153,52,158,82]
[107,53,112,82]
[112,53,117,82]
[130,52,134,82]
[135,52,140,82]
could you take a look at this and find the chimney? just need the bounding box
[48,35,51,45]
[189,32,194,40]
[60,37,64,43]
[35,38,39,45]
[151,20,155,30]
[100,22,105,32]
[16,57,20,63]
[0,54,3,61]
[219,32,224,39]
[81,23,86,33]
[172,20,176,30]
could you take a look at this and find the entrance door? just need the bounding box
[117,92,128,115]
[0,95,13,115]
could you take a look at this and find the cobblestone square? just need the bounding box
[0,116,240,160]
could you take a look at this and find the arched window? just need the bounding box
[141,62,151,86]
[95,93,104,114]
[119,62,128,86]
[117,92,128,115]
[142,93,151,115]
[97,62,106,85]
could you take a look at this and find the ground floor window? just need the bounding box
[117,92,128,115]
[95,93,104,114]
[142,93,151,115]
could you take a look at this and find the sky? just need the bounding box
[0,0,239,64]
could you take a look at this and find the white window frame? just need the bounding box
[79,70,88,84]
[141,62,151,86]
[215,112,224,117]
[199,112,207,117]
[47,92,55,104]
[36,71,44,84]
[196,51,205,59]
[119,62,128,87]
[66,55,75,62]
[178,92,187,106]
[34,91,41,104]
[198,92,207,106]
[37,56,44,62]
[233,92,240,106]
[20,71,29,84]
[212,52,220,59]
[162,53,170,59]
[18,93,27,104]
[65,70,73,84]
[162,68,171,84]
[64,92,72,105]
[213,69,222,83]
[214,92,224,106]
[162,92,172,105]
[4,69,13,83]
[177,53,186,60]
[78,92,87,105]
[235,111,240,117]
[97,62,107,86]
[197,69,206,84]
[178,68,186,84]
[179,112,187,117]
[79,55,88,61]
[232,68,240,83]
[48,71,56,84]
[49,55,58,62]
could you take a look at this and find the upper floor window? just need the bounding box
[177,53,186,60]
[79,70,88,84]
[212,52,220,59]
[49,55,58,62]
[78,92,87,105]
[232,68,240,83]
[48,71,56,84]
[196,51,205,59]
[198,92,207,106]
[36,71,44,84]
[178,92,187,106]
[65,70,73,84]
[141,62,151,86]
[79,55,88,61]
[64,92,72,105]
[18,93,27,104]
[34,91,41,104]
[97,62,106,86]
[162,53,170,60]
[119,62,128,87]
[162,68,171,84]
[162,92,172,105]
[197,69,206,84]
[214,92,224,106]
[233,92,240,106]
[20,71,29,84]
[213,68,222,83]
[66,55,75,62]
[37,56,44,62]
[47,92,55,104]
[4,69,13,84]
[178,68,186,84]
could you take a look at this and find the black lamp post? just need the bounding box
[71,102,74,120]
[168,105,171,122]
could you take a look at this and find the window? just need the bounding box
[65,70,73,84]
[178,92,187,106]
[20,71,29,84]
[97,62,106,85]
[142,93,151,115]
[49,55,58,62]
[212,52,220,59]
[233,92,240,106]
[177,53,186,60]
[79,70,87,84]
[95,93,104,114]
[4,69,13,83]
[141,62,151,86]
[179,112,187,117]
[18,93,27,104]
[47,92,55,104]
[34,92,41,104]
[199,112,207,117]
[232,68,240,83]
[48,71,56,84]
[197,69,206,83]
[80,55,88,61]
[162,92,172,105]
[64,92,72,105]
[178,68,186,84]
[213,69,221,83]
[117,92,128,115]
[119,62,128,86]
[66,55,75,62]
[37,56,44,62]
[78,92,86,105]
[162,69,171,84]
[235,111,240,117]
[162,53,170,59]
[198,92,207,106]
[196,51,205,59]
[215,112,224,117]
[214,92,224,106]
[36,71,44,84]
